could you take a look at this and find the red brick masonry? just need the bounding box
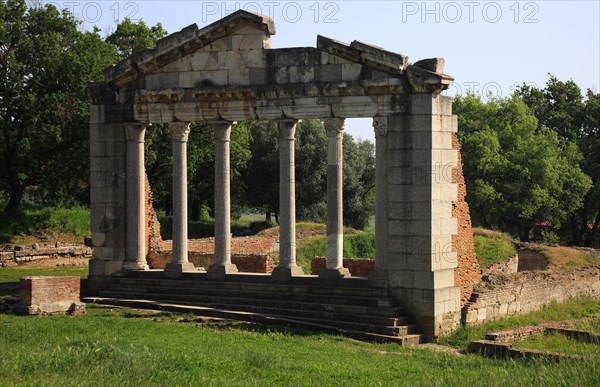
[311,257,374,277]
[18,276,85,315]
[452,133,482,306]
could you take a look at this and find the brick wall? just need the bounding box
[147,250,275,273]
[452,133,482,306]
[311,257,375,277]
[462,265,600,325]
[18,276,85,315]
[145,173,164,256]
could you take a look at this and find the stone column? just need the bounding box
[208,121,238,279]
[165,122,197,277]
[368,117,389,287]
[123,123,149,271]
[320,118,350,280]
[272,120,304,282]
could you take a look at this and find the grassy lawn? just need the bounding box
[1,304,599,386]
[472,228,516,268]
[564,317,600,335]
[159,214,275,239]
[0,206,90,244]
[514,332,600,356]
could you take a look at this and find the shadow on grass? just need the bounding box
[198,319,321,338]
[0,282,19,297]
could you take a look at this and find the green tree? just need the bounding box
[242,119,375,229]
[106,18,167,57]
[517,77,600,246]
[0,0,118,216]
[144,122,251,220]
[455,94,591,241]
[242,121,279,222]
[342,134,375,230]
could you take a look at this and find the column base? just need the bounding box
[207,263,238,280]
[368,268,389,288]
[271,265,304,283]
[122,261,149,271]
[164,262,199,278]
[319,267,350,284]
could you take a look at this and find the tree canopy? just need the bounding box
[0,0,119,216]
[517,77,600,245]
[455,93,591,241]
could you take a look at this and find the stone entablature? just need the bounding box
[88,10,468,338]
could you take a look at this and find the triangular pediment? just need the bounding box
[95,9,452,100]
[104,10,275,87]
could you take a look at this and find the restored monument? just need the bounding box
[87,10,477,338]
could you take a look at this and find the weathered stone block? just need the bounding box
[332,96,378,117]
[89,258,106,275]
[240,50,265,67]
[432,251,458,271]
[289,66,315,83]
[191,51,219,71]
[315,64,342,82]
[341,63,363,80]
[91,232,106,247]
[228,69,250,85]
[231,34,265,50]
[437,183,458,202]
[218,51,244,69]
[410,94,453,116]
[209,36,232,51]
[90,105,106,124]
[104,260,123,275]
[162,56,192,72]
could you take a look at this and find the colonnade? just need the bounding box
[122,117,387,280]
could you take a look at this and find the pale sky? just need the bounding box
[47,0,600,141]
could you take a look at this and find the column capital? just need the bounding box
[372,116,389,138]
[210,121,235,142]
[323,118,345,138]
[277,119,300,140]
[124,123,148,142]
[170,122,191,142]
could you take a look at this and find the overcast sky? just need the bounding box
[47,0,600,141]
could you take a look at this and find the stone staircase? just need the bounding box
[84,271,422,345]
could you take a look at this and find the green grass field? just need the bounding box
[472,228,517,268]
[1,303,599,386]
[514,332,600,356]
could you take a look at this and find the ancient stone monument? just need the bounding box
[87,10,477,337]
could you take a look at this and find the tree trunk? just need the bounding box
[274,211,279,225]
[265,211,271,223]
[569,215,581,246]
[2,183,24,218]
[583,210,600,247]
[191,200,201,221]
[518,224,531,242]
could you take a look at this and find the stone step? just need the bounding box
[83,297,422,346]
[115,276,390,298]
[284,315,418,336]
[124,270,376,290]
[99,290,401,318]
[108,284,395,307]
